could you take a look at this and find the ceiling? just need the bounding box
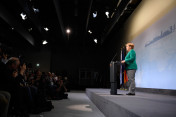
[0,0,141,50]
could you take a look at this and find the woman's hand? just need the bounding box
[121,60,125,64]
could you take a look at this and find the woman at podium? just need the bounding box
[121,43,137,95]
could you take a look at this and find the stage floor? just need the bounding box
[30,91,105,117]
[86,88,176,117]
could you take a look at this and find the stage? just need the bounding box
[86,88,176,117]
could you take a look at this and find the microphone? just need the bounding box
[111,52,118,62]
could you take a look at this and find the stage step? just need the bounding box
[86,88,176,117]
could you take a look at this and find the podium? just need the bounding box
[110,61,121,95]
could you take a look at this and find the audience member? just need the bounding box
[0,91,11,117]
[0,45,71,116]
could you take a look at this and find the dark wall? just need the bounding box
[24,47,51,72]
[50,27,124,89]
[50,44,106,88]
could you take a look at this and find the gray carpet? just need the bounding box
[86,88,176,117]
[30,91,105,117]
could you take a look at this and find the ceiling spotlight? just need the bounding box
[93,11,97,18]
[33,7,39,13]
[66,29,71,34]
[28,28,32,32]
[42,40,48,45]
[20,12,27,20]
[88,30,92,34]
[94,39,98,44]
[105,11,109,18]
[36,63,40,67]
[44,27,49,31]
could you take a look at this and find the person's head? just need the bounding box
[52,73,55,77]
[64,77,68,80]
[48,72,52,77]
[126,43,134,52]
[19,62,26,71]
[6,57,20,70]
[35,69,41,76]
[2,52,8,60]
[58,76,62,81]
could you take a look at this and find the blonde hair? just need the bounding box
[126,43,134,49]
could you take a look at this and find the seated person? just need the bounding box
[0,91,11,117]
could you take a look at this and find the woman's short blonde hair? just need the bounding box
[126,43,134,49]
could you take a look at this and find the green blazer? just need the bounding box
[125,49,137,70]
